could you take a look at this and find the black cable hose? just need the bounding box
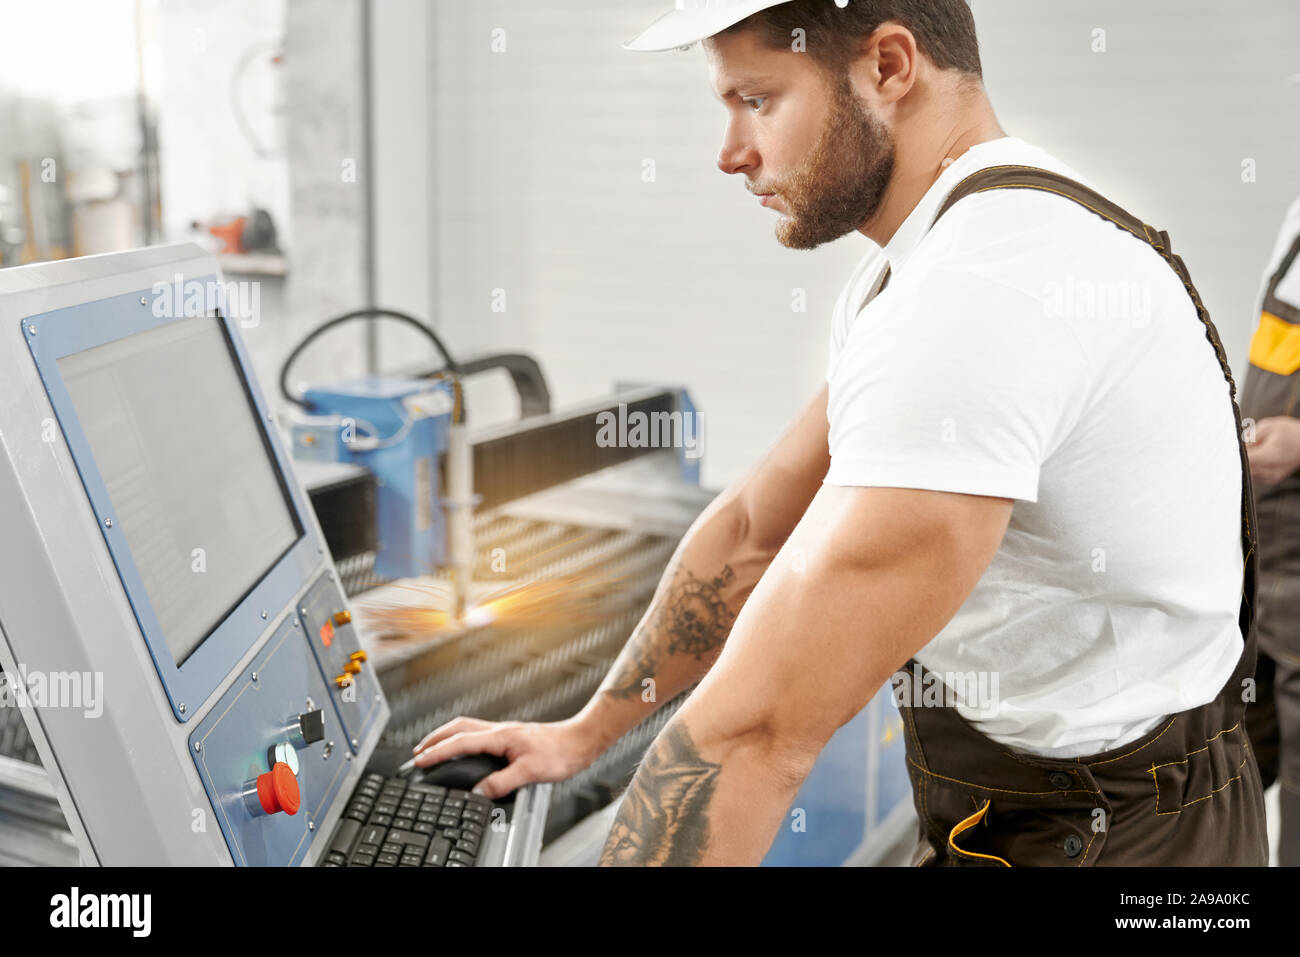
[278,308,461,412]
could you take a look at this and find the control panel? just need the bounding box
[298,574,384,751]
[188,571,380,865]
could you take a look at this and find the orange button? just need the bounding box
[344,661,362,675]
[333,610,352,626]
[319,620,334,647]
[256,762,300,815]
[349,650,367,663]
[334,673,353,689]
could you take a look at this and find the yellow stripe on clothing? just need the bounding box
[1249,312,1300,376]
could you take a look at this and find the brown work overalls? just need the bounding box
[1238,220,1300,865]
[887,166,1270,867]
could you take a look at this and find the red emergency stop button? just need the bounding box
[256,762,300,816]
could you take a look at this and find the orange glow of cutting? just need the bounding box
[359,570,633,640]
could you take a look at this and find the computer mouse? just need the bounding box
[413,752,511,793]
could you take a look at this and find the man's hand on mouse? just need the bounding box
[410,716,606,799]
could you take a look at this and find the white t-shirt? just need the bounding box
[824,137,1245,759]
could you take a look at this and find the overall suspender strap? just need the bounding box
[928,165,1259,682]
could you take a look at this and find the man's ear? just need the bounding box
[855,23,920,107]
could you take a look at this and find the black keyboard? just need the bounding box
[319,773,498,867]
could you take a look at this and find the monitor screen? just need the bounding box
[57,315,301,666]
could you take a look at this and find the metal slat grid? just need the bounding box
[0,683,39,765]
[376,512,685,844]
[382,520,677,740]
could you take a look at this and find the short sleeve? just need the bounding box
[824,265,1091,503]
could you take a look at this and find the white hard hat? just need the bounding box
[624,0,797,53]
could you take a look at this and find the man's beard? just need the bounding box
[765,77,896,250]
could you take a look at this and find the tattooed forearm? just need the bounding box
[599,722,721,866]
[599,562,740,700]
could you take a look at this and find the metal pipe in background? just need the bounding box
[445,418,475,618]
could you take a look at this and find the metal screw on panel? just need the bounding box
[260,610,268,620]
[103,518,113,528]
[139,297,147,306]
[193,742,201,752]
[307,820,315,832]
[350,739,358,750]
[179,703,186,714]
[300,607,307,617]
[251,671,259,683]
[292,619,300,628]
[26,324,36,334]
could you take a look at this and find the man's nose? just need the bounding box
[717,125,759,176]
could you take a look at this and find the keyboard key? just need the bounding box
[326,851,348,865]
[329,819,361,856]
[443,798,465,810]
[413,822,435,835]
[460,820,484,836]
[446,861,468,867]
[408,783,446,797]
[417,811,439,824]
[424,837,452,867]
[369,813,392,827]
[388,828,430,849]
[448,789,469,801]
[345,809,367,823]
[374,802,397,816]
[448,849,475,866]
[351,850,376,866]
[456,839,478,854]
[437,816,458,829]
[376,852,400,866]
[360,825,386,849]
[440,828,460,841]
[380,842,402,857]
